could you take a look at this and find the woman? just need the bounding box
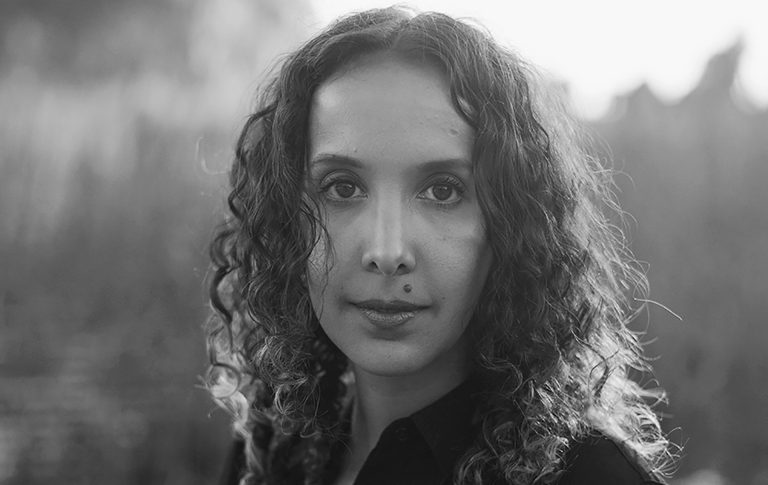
[206,7,676,485]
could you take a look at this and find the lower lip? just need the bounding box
[357,307,418,327]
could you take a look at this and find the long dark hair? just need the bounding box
[205,7,674,484]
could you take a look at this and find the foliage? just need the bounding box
[590,41,768,484]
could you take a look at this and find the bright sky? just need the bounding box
[308,0,767,119]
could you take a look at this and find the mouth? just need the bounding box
[353,299,429,327]
[354,299,428,312]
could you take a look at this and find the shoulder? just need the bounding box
[556,434,667,485]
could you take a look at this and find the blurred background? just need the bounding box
[0,1,765,484]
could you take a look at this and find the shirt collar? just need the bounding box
[408,378,479,477]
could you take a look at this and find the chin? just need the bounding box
[348,344,432,377]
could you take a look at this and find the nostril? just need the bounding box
[364,258,409,276]
[361,230,416,275]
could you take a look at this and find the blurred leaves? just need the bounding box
[592,41,768,484]
[0,1,312,484]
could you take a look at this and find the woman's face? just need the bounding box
[306,53,492,379]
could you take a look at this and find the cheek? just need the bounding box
[307,215,357,277]
[306,223,352,315]
[433,228,492,315]
[307,240,331,315]
[430,216,491,278]
[307,235,328,278]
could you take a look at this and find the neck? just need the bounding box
[348,339,471,459]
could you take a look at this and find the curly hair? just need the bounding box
[205,7,675,484]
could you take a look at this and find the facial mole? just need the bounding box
[448,128,460,136]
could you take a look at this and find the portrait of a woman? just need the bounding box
[205,7,675,484]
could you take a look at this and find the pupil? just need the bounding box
[336,182,355,198]
[433,184,452,201]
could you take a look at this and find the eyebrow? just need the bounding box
[309,153,473,173]
[309,153,364,169]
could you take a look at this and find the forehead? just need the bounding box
[308,53,473,163]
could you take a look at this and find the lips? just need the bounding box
[354,299,428,313]
[353,299,429,327]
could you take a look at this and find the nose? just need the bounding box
[361,198,416,276]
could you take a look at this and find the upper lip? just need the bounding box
[354,299,428,313]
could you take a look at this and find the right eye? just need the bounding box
[320,177,365,201]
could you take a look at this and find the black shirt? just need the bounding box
[220,381,666,485]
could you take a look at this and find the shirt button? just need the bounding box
[395,426,409,442]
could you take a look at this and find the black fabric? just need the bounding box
[219,438,246,485]
[220,380,666,485]
[559,434,665,485]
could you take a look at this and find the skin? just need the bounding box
[306,52,492,483]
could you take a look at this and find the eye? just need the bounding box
[418,176,465,205]
[320,176,365,201]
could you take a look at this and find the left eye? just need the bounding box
[323,179,365,200]
[418,180,463,204]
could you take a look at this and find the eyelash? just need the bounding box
[317,173,466,206]
[318,173,365,202]
[417,175,465,206]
